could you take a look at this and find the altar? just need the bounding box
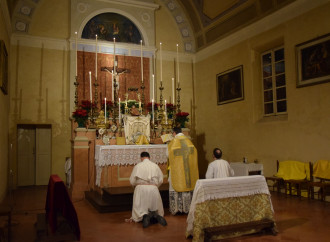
[94,144,168,188]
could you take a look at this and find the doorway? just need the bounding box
[17,124,52,186]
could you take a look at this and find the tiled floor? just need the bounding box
[0,186,329,242]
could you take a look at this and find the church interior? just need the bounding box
[0,0,330,241]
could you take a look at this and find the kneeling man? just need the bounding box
[129,152,167,227]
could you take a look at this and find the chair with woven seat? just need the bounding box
[308,160,330,201]
[275,160,312,198]
[265,160,285,193]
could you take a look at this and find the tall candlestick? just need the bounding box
[176,44,180,84]
[112,70,114,102]
[95,35,98,79]
[140,40,143,83]
[152,99,154,124]
[104,97,107,124]
[152,74,155,101]
[75,32,78,76]
[165,99,167,124]
[160,42,163,84]
[113,38,116,75]
[172,77,175,104]
[89,71,92,102]
[119,98,121,122]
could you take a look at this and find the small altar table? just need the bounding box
[94,144,168,187]
[186,175,274,242]
[230,162,263,176]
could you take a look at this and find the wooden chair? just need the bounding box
[282,161,313,198]
[308,160,330,201]
[265,160,285,193]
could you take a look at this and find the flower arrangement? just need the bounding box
[175,112,189,128]
[80,100,96,111]
[166,103,175,118]
[72,108,88,127]
[146,102,159,112]
[101,100,113,110]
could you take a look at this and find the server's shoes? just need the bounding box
[156,215,167,226]
[142,214,151,228]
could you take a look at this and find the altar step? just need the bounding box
[85,184,169,213]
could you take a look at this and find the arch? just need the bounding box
[78,8,150,46]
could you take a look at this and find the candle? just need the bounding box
[172,77,175,104]
[95,35,98,79]
[152,74,155,101]
[113,38,116,75]
[152,99,154,124]
[176,44,180,84]
[119,98,121,123]
[75,32,78,76]
[104,97,107,124]
[140,40,143,83]
[160,42,162,84]
[89,71,92,102]
[165,100,167,124]
[111,70,114,102]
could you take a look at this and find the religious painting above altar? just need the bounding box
[82,13,142,44]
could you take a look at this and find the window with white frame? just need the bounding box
[261,47,287,116]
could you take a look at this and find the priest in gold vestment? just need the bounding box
[168,127,199,214]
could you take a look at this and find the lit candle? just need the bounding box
[113,38,116,75]
[160,42,162,84]
[89,71,92,102]
[140,40,143,83]
[165,99,167,124]
[104,97,107,124]
[111,70,114,102]
[176,44,180,84]
[119,98,121,123]
[95,35,98,79]
[152,99,154,124]
[152,74,155,101]
[172,77,175,104]
[75,32,78,76]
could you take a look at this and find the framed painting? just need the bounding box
[216,65,244,105]
[0,40,8,95]
[296,33,330,87]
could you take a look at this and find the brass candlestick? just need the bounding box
[176,82,181,113]
[74,76,79,108]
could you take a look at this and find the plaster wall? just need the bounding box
[195,2,330,177]
[0,2,10,201]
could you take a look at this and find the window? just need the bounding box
[261,47,287,116]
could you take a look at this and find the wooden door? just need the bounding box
[35,127,51,185]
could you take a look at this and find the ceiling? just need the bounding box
[7,0,296,52]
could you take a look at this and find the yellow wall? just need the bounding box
[195,2,330,177]
[0,2,10,201]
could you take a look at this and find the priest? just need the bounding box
[168,127,199,215]
[129,152,166,227]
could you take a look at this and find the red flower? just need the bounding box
[72,109,88,118]
[176,112,189,117]
[146,102,159,111]
[80,100,96,110]
[101,100,113,109]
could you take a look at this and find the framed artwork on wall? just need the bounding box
[216,65,244,105]
[0,40,8,95]
[296,33,330,87]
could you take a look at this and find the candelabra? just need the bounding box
[176,83,181,113]
[140,80,145,110]
[74,76,79,108]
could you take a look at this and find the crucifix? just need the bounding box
[173,139,195,188]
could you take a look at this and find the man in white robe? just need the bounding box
[205,148,234,179]
[129,151,166,227]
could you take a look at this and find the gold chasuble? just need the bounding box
[168,135,199,192]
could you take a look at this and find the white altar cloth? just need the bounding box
[230,162,263,176]
[186,175,272,233]
[94,144,168,186]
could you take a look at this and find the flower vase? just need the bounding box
[180,121,186,128]
[77,120,86,128]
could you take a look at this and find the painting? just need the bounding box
[0,40,8,95]
[82,13,142,44]
[217,65,244,105]
[296,33,330,87]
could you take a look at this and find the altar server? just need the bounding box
[168,127,199,215]
[205,148,234,179]
[129,152,166,228]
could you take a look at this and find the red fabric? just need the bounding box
[45,174,80,240]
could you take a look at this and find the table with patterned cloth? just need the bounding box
[186,175,274,242]
[94,144,168,187]
[230,162,263,176]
